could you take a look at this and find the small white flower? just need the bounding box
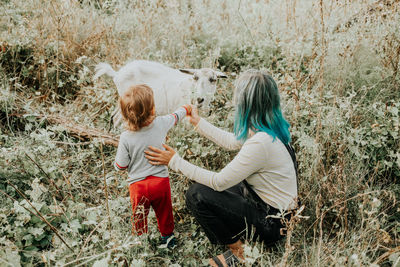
[350,254,359,265]
[75,56,87,64]
[371,197,381,208]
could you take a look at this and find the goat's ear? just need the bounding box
[179,69,196,75]
[215,70,228,78]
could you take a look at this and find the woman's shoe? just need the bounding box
[210,249,241,267]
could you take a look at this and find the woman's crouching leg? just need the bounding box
[185,183,247,245]
[185,182,285,246]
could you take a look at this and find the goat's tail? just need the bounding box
[93,62,117,80]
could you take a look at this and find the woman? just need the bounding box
[145,70,298,266]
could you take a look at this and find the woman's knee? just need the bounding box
[185,183,213,209]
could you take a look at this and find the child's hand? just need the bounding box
[188,104,200,126]
[183,104,192,116]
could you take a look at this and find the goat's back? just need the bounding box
[114,60,186,93]
[115,60,191,114]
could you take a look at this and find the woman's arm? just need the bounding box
[189,106,241,151]
[195,118,241,151]
[145,137,266,191]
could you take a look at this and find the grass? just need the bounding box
[0,0,399,266]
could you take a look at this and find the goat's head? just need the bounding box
[179,68,227,110]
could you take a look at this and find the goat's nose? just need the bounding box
[197,97,204,104]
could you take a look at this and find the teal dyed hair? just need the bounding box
[233,69,291,144]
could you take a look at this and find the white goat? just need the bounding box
[94,60,227,128]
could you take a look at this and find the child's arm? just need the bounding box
[114,135,130,171]
[162,105,192,130]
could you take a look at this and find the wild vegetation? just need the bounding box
[0,0,399,266]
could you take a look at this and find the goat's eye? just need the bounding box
[209,77,216,83]
[193,75,199,81]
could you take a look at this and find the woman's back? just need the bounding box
[245,132,297,210]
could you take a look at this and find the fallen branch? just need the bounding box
[10,113,119,147]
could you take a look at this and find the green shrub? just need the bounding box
[217,43,284,73]
[0,43,85,101]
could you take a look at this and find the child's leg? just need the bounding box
[147,176,174,237]
[129,182,150,235]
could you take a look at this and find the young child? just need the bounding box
[114,84,191,248]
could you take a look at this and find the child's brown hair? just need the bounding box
[119,84,155,131]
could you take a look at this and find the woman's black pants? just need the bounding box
[185,182,285,245]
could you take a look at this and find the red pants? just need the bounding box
[129,176,174,237]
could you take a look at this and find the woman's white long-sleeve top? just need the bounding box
[169,118,298,210]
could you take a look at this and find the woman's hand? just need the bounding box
[144,144,176,165]
[188,104,201,126]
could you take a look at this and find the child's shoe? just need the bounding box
[158,234,176,249]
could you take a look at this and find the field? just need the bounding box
[0,0,399,266]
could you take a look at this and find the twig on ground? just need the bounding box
[373,246,400,265]
[76,218,107,259]
[100,143,112,234]
[63,251,109,267]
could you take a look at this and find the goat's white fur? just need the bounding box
[94,60,226,128]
